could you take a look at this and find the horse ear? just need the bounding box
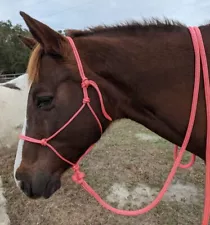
[19,11,66,54]
[18,35,36,50]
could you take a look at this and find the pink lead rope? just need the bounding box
[20,27,210,224]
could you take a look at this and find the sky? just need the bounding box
[1,0,210,31]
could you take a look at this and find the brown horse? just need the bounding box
[14,11,208,203]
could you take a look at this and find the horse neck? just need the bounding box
[75,30,206,159]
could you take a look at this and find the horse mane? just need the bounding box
[65,18,186,37]
[27,44,42,83]
[27,18,186,83]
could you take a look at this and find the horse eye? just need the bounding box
[36,96,54,109]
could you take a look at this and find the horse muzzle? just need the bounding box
[15,169,61,199]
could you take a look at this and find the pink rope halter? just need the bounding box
[20,36,112,181]
[20,27,210,224]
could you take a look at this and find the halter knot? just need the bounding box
[72,165,85,184]
[81,79,90,89]
[40,138,47,146]
[83,97,90,104]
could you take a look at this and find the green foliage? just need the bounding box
[0,20,31,74]
[0,20,66,74]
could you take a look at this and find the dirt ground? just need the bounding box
[0,119,206,225]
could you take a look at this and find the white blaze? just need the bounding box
[13,75,31,188]
[13,117,27,188]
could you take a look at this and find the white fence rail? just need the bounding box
[0,73,23,83]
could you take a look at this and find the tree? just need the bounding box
[0,20,67,74]
[0,20,31,74]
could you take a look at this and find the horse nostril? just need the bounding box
[15,170,27,181]
[20,180,32,197]
[15,171,22,181]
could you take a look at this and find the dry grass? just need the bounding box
[0,119,206,225]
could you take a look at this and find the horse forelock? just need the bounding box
[26,38,72,84]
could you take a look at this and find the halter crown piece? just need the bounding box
[20,28,210,224]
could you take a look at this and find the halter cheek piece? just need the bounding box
[19,30,210,224]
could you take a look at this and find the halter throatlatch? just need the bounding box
[20,29,210,224]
